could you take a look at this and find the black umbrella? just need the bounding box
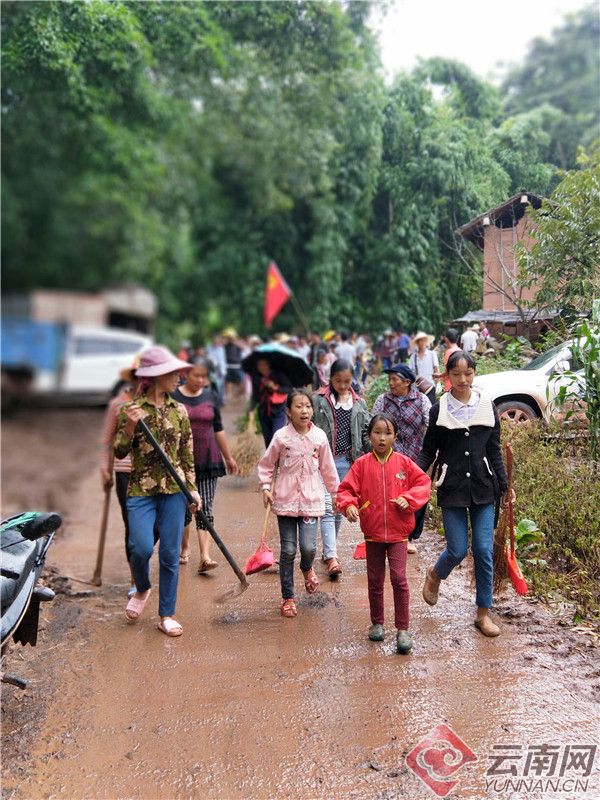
[241,343,314,387]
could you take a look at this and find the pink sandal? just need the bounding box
[281,598,297,617]
[158,618,183,637]
[302,568,319,595]
[326,558,342,577]
[125,589,151,622]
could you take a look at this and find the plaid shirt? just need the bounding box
[372,388,431,462]
[114,394,196,497]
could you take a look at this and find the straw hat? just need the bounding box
[410,330,435,348]
[119,353,141,384]
[470,323,481,331]
[221,327,237,339]
[135,346,193,377]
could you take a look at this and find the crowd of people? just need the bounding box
[100,320,510,653]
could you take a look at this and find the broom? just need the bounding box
[505,442,528,596]
[493,504,510,594]
[353,541,366,559]
[231,417,264,478]
[352,501,368,559]
[244,469,276,575]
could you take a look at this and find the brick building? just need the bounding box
[455,192,556,342]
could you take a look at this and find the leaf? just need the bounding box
[516,519,540,533]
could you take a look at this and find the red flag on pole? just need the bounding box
[264,261,291,327]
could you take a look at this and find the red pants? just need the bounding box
[365,540,409,630]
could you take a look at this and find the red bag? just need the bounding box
[269,391,288,405]
[244,537,275,575]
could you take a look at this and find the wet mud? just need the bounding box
[1,404,599,800]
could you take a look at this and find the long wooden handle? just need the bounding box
[261,464,278,540]
[262,502,272,539]
[92,450,115,586]
[506,442,515,556]
[137,419,247,586]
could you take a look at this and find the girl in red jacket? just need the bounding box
[337,413,431,653]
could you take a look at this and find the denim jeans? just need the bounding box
[277,515,318,600]
[259,404,287,447]
[126,493,187,617]
[320,454,351,560]
[435,503,495,609]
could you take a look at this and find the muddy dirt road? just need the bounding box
[2,403,599,800]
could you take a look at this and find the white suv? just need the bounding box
[473,341,587,423]
[59,326,153,397]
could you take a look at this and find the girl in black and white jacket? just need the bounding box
[416,350,514,637]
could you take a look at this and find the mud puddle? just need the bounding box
[2,405,599,799]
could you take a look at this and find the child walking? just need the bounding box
[337,413,431,653]
[258,389,339,617]
[416,350,514,637]
[312,359,370,578]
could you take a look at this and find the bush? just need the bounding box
[505,423,600,623]
[364,375,389,411]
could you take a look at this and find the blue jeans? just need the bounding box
[320,454,351,560]
[259,404,287,448]
[126,493,187,617]
[277,516,318,600]
[435,503,495,609]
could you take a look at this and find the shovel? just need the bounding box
[137,419,249,603]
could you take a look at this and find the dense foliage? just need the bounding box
[501,423,599,624]
[516,146,600,324]
[501,5,600,172]
[2,1,597,343]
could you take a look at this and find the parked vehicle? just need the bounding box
[1,511,61,688]
[473,340,587,423]
[1,320,152,404]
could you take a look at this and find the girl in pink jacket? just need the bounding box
[337,413,431,653]
[258,389,339,617]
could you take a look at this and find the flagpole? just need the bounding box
[288,291,310,335]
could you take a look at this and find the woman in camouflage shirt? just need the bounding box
[115,346,201,637]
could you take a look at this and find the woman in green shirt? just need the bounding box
[115,346,201,637]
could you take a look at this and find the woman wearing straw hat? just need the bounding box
[408,331,439,405]
[114,346,201,637]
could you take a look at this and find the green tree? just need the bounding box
[358,62,510,334]
[501,6,600,170]
[516,145,600,323]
